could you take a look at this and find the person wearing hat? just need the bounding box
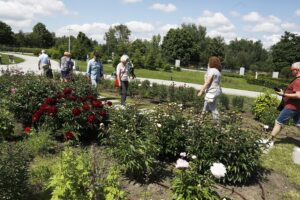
[86,52,104,87]
[38,49,51,76]
[116,54,131,106]
[59,51,74,82]
[269,62,300,140]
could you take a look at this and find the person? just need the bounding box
[269,62,300,140]
[86,52,104,87]
[59,51,74,82]
[197,56,222,120]
[38,49,51,76]
[116,54,132,106]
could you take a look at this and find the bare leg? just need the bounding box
[270,123,282,139]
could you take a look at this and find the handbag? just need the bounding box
[114,78,119,87]
[204,92,216,102]
[46,68,53,79]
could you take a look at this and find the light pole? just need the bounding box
[67,28,72,52]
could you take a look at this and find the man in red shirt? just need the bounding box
[270,62,300,139]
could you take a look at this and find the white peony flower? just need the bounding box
[263,125,269,129]
[180,152,187,157]
[138,84,142,87]
[175,158,189,169]
[156,123,162,128]
[210,163,226,178]
[192,155,197,159]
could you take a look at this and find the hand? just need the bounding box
[197,90,203,97]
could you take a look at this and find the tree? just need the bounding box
[30,22,55,48]
[162,28,194,66]
[72,32,93,60]
[204,36,226,64]
[271,31,300,71]
[0,21,15,45]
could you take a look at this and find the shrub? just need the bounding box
[0,142,31,200]
[107,106,160,179]
[104,167,126,200]
[231,96,244,112]
[186,112,264,184]
[163,64,172,72]
[0,107,15,141]
[252,93,280,126]
[219,94,229,110]
[140,80,151,98]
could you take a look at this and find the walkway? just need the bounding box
[1,52,266,98]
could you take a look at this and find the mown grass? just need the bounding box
[0,53,25,64]
[76,61,270,92]
[261,140,300,188]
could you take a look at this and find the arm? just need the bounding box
[116,65,121,87]
[197,75,213,96]
[278,90,300,99]
[86,61,91,78]
[100,62,104,79]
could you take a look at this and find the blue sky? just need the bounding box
[1,0,300,48]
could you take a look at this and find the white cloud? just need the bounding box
[250,22,281,33]
[262,34,281,49]
[150,3,177,13]
[242,12,262,22]
[125,21,154,33]
[281,22,297,31]
[0,0,71,30]
[229,11,240,17]
[207,30,237,43]
[295,9,300,16]
[160,24,179,33]
[121,0,142,4]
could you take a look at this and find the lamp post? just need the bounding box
[67,28,72,52]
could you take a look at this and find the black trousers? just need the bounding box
[120,81,129,106]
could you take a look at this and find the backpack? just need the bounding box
[66,59,74,71]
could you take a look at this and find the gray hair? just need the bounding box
[292,62,300,69]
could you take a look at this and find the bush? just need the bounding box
[252,93,280,126]
[0,107,15,141]
[163,64,172,72]
[231,96,244,112]
[107,106,160,179]
[219,94,229,110]
[0,142,31,200]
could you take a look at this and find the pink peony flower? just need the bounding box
[175,158,189,169]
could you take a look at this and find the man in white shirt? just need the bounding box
[38,49,51,76]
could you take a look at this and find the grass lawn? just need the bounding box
[75,61,270,92]
[261,140,300,187]
[0,53,25,64]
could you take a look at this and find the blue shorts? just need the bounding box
[276,108,300,126]
[61,70,70,78]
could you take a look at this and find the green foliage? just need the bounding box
[0,142,31,200]
[0,21,15,45]
[104,167,126,200]
[246,76,288,89]
[219,94,229,110]
[107,106,160,179]
[48,148,94,200]
[186,112,264,184]
[72,32,93,60]
[0,107,14,141]
[30,22,55,48]
[231,96,244,112]
[252,93,280,126]
[171,159,219,200]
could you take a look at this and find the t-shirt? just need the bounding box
[116,63,129,81]
[38,53,49,66]
[205,68,222,95]
[284,77,300,110]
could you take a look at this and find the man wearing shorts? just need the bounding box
[270,62,300,139]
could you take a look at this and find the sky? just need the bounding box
[1,0,300,48]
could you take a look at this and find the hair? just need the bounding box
[93,52,100,58]
[208,56,222,71]
[120,54,129,62]
[291,62,300,70]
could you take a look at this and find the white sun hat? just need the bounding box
[120,54,129,62]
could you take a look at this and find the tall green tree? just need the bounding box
[0,21,15,45]
[30,22,55,48]
[271,31,300,71]
[162,28,194,66]
[72,32,93,60]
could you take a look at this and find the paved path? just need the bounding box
[0,52,269,98]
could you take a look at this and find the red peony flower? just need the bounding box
[106,101,112,106]
[32,110,42,122]
[64,131,75,140]
[80,97,87,102]
[44,97,56,105]
[82,103,90,110]
[63,88,72,95]
[87,114,96,124]
[47,106,58,116]
[92,100,103,108]
[72,107,81,116]
[68,95,77,101]
[99,111,107,117]
[24,127,31,134]
[87,95,96,100]
[40,104,49,112]
[57,93,65,99]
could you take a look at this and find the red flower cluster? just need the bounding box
[24,127,31,134]
[87,114,96,124]
[47,106,58,116]
[64,131,75,140]
[72,107,81,116]
[32,110,42,122]
[44,97,56,105]
[68,95,77,101]
[92,100,103,108]
[82,103,90,110]
[99,111,107,117]
[106,101,113,106]
[63,87,72,95]
[87,95,96,100]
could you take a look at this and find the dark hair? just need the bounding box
[93,52,100,58]
[208,56,222,71]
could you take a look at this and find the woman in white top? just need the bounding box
[116,54,130,106]
[197,56,222,120]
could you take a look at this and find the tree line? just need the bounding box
[1,21,300,74]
